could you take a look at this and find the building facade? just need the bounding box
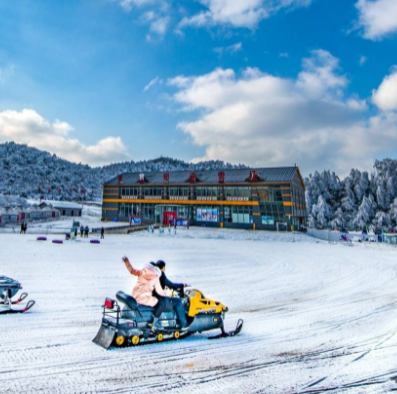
[39,201,82,217]
[102,167,307,231]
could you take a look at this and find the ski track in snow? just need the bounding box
[1,228,397,393]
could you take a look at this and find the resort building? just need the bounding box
[102,167,307,231]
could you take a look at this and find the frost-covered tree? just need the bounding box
[374,211,391,228]
[353,195,376,230]
[330,207,344,229]
[310,195,333,229]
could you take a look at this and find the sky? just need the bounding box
[0,0,397,175]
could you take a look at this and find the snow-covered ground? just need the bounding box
[1,228,397,393]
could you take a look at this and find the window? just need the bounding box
[224,206,252,223]
[260,204,285,224]
[224,187,251,201]
[142,204,155,220]
[257,186,283,203]
[168,187,189,200]
[119,203,139,218]
[231,206,251,224]
[143,187,163,199]
[120,187,140,199]
[196,187,219,200]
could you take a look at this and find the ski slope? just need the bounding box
[1,228,397,393]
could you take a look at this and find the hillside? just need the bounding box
[0,142,246,201]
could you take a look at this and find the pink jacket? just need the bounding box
[124,261,166,307]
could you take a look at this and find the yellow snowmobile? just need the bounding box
[93,288,243,349]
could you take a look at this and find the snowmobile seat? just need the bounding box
[137,304,155,312]
[116,291,156,313]
[116,291,139,310]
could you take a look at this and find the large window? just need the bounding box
[260,204,285,224]
[142,204,155,221]
[224,206,252,224]
[224,187,251,201]
[120,187,140,200]
[168,187,189,200]
[143,187,163,199]
[119,203,139,218]
[196,187,219,200]
[257,186,283,203]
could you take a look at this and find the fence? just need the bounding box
[307,228,353,242]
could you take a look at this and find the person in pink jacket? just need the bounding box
[122,256,166,307]
[122,256,188,331]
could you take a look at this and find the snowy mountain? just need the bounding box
[0,142,246,202]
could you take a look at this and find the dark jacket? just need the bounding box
[159,272,184,291]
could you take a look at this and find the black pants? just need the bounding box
[155,296,187,327]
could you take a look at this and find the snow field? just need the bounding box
[1,228,397,393]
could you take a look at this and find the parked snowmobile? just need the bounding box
[0,276,35,315]
[93,288,243,349]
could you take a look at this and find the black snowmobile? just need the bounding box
[93,288,243,349]
[0,276,35,314]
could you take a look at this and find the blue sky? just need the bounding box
[0,0,397,174]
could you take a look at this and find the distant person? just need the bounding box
[80,225,84,237]
[84,225,89,238]
[20,222,24,234]
[101,226,105,239]
[24,222,27,234]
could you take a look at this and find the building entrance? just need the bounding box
[163,211,177,226]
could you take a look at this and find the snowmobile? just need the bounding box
[93,288,243,349]
[0,276,35,315]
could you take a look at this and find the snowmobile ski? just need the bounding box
[208,319,244,340]
[0,276,35,315]
[0,300,35,314]
[0,292,28,305]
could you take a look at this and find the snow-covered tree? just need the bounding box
[353,195,376,230]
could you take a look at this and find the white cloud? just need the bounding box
[149,16,170,35]
[297,49,347,98]
[214,42,242,55]
[179,0,313,30]
[113,0,170,37]
[143,76,162,92]
[355,0,397,40]
[372,67,397,111]
[0,109,130,166]
[359,56,367,65]
[167,50,397,174]
[114,0,156,12]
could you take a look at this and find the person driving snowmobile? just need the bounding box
[150,260,189,331]
[151,260,189,295]
[122,257,188,331]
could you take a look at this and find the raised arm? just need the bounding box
[122,256,142,277]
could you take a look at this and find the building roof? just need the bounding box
[40,201,83,210]
[105,167,302,186]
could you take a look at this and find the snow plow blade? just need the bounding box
[208,319,243,340]
[93,324,116,349]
